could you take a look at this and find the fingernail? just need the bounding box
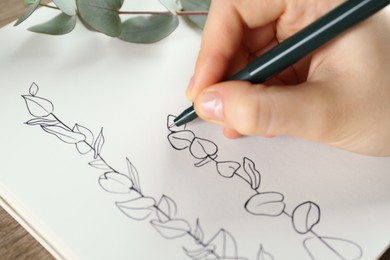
[198,91,224,122]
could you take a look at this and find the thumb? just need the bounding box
[194,80,335,141]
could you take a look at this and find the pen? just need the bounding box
[172,0,390,127]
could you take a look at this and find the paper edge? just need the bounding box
[0,183,78,260]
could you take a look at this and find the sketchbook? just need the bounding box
[0,3,390,260]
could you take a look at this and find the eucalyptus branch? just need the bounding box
[15,0,211,43]
[117,11,208,16]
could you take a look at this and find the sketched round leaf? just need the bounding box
[73,124,94,154]
[151,219,191,239]
[181,0,210,29]
[207,229,237,258]
[119,15,179,43]
[216,161,240,178]
[167,115,187,132]
[77,0,122,37]
[189,137,218,159]
[184,245,216,259]
[28,13,76,35]
[292,201,320,234]
[99,172,133,193]
[303,236,363,260]
[156,195,177,222]
[245,192,285,217]
[29,82,39,96]
[52,0,76,16]
[116,197,156,220]
[41,125,86,144]
[14,0,41,26]
[168,130,195,150]
[23,95,54,117]
[243,157,261,190]
[26,117,59,126]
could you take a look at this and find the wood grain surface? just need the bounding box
[0,1,389,260]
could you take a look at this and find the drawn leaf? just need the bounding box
[167,130,195,150]
[216,161,240,178]
[194,218,204,244]
[73,124,94,154]
[88,159,111,170]
[126,158,141,193]
[156,195,177,222]
[257,244,274,260]
[14,0,41,26]
[303,236,363,260]
[207,229,237,258]
[52,0,76,16]
[167,114,186,132]
[22,95,54,117]
[93,128,105,159]
[189,137,218,159]
[151,219,191,239]
[29,82,39,96]
[183,244,216,259]
[181,0,210,29]
[194,154,217,168]
[99,171,133,194]
[41,125,85,144]
[77,0,122,37]
[245,192,285,217]
[243,157,261,190]
[292,201,320,234]
[119,15,179,43]
[116,197,156,220]
[159,0,180,14]
[25,117,59,126]
[28,13,77,35]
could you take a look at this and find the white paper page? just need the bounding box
[0,3,389,260]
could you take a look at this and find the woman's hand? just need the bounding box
[187,0,390,156]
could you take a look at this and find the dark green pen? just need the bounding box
[173,0,390,127]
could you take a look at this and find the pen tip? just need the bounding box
[169,122,176,128]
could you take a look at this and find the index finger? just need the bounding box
[186,0,286,100]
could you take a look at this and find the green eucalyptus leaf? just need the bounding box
[77,0,123,37]
[159,0,179,14]
[23,0,36,6]
[180,0,210,29]
[14,0,41,26]
[119,15,179,43]
[28,13,76,35]
[53,0,76,16]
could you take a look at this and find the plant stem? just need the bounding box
[118,11,208,16]
[39,4,60,10]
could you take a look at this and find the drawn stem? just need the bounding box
[310,230,346,260]
[152,206,220,259]
[49,113,120,173]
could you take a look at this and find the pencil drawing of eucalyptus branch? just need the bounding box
[167,116,363,260]
[14,0,209,43]
[22,82,277,260]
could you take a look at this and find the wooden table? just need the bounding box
[1,3,52,260]
[1,1,389,260]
